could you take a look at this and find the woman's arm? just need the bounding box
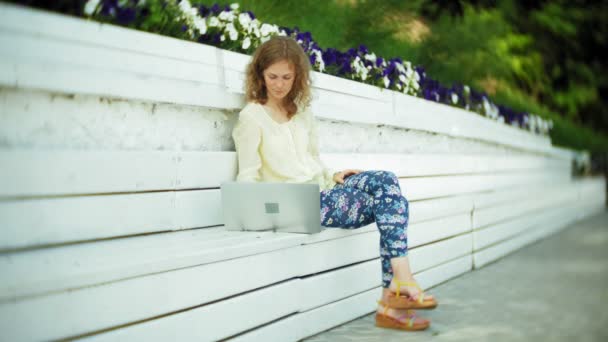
[232,111,262,182]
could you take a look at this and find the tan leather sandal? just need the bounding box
[375,300,430,331]
[386,280,438,310]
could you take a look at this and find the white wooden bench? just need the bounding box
[0,3,605,341]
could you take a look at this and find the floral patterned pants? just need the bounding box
[320,170,409,288]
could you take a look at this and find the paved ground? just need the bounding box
[304,210,608,342]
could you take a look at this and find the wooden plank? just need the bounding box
[408,213,471,247]
[473,188,579,229]
[401,170,570,200]
[410,195,474,223]
[311,94,393,126]
[0,59,244,110]
[472,202,589,268]
[0,31,220,85]
[322,153,570,178]
[0,151,237,197]
[473,205,568,250]
[0,191,176,250]
[409,234,472,273]
[0,150,175,197]
[0,2,218,64]
[392,92,566,158]
[1,149,571,197]
[298,260,380,312]
[415,254,472,291]
[80,280,302,342]
[0,228,305,301]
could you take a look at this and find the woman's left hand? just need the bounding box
[333,169,364,184]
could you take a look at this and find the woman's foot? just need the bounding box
[376,301,430,330]
[388,278,435,302]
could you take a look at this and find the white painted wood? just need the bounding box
[0,2,218,64]
[415,254,473,291]
[298,260,380,312]
[409,234,472,273]
[0,59,244,110]
[323,153,570,178]
[408,213,471,247]
[473,205,569,250]
[0,150,176,197]
[81,280,302,342]
[409,195,474,223]
[312,88,393,124]
[401,170,570,200]
[0,151,237,197]
[1,150,570,198]
[473,183,559,209]
[473,187,579,229]
[0,32,220,85]
[393,93,553,154]
[0,191,177,250]
[0,228,305,301]
[472,202,590,268]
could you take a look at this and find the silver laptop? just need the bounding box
[220,182,322,234]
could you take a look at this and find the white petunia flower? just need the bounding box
[193,17,207,34]
[364,53,377,63]
[84,0,100,15]
[399,74,407,83]
[395,62,405,73]
[219,10,235,22]
[208,16,220,27]
[451,93,458,104]
[383,76,390,88]
[313,49,325,72]
[242,36,251,50]
[230,3,239,10]
[260,23,277,37]
[226,23,239,40]
[238,12,251,28]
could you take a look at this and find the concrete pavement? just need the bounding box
[304,210,608,342]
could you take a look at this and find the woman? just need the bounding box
[232,36,437,331]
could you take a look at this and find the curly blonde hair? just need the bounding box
[245,36,312,117]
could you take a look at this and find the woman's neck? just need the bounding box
[266,98,284,111]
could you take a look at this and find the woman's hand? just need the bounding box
[333,169,364,184]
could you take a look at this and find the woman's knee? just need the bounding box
[376,170,398,184]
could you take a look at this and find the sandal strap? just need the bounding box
[377,300,389,315]
[393,280,422,298]
[396,310,416,328]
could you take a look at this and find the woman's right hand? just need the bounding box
[333,169,363,184]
